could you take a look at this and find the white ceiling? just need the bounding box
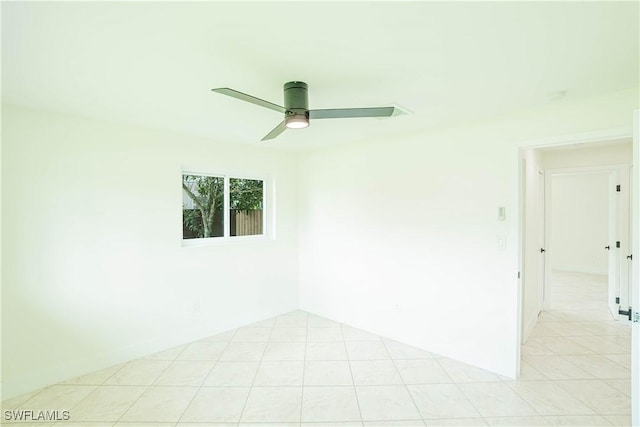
[2,1,638,151]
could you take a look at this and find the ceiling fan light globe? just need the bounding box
[285,115,309,129]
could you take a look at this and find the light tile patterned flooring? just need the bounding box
[2,271,631,426]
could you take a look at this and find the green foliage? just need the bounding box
[183,175,224,209]
[183,208,203,238]
[230,178,263,212]
[182,175,224,238]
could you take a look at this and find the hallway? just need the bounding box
[521,270,631,426]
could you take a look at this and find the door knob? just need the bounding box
[605,246,610,250]
[540,248,545,253]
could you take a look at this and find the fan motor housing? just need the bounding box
[284,81,308,110]
[283,81,309,128]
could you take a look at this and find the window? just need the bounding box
[182,173,265,241]
[230,177,264,236]
[182,174,224,238]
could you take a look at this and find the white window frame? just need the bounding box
[181,170,269,246]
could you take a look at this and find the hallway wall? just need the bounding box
[542,142,632,169]
[550,172,610,274]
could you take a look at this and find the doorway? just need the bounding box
[520,140,633,342]
[543,165,631,320]
[517,132,638,425]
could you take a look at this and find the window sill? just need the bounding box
[181,234,272,247]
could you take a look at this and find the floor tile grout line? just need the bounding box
[29,359,129,425]
[549,378,630,418]
[42,384,101,425]
[505,380,604,419]
[45,384,103,426]
[383,339,426,424]
[597,355,633,372]
[342,323,365,425]
[554,351,609,380]
[174,326,241,425]
[236,315,277,424]
[1,389,47,411]
[519,359,551,381]
[111,343,191,426]
[52,347,189,425]
[431,356,499,421]
[299,312,308,424]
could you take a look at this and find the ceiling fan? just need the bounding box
[211,81,396,141]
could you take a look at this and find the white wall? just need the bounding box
[1,105,300,398]
[298,88,639,378]
[550,173,609,274]
[542,142,632,169]
[542,142,632,277]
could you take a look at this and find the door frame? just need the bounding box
[541,164,630,313]
[515,125,637,426]
[631,111,639,426]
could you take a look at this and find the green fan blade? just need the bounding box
[212,88,286,113]
[261,121,287,141]
[309,107,395,119]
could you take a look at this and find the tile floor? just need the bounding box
[2,271,631,426]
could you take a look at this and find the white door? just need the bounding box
[537,171,546,310]
[607,167,632,322]
[608,171,619,319]
[618,166,631,320]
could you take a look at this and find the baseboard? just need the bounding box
[1,304,297,400]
